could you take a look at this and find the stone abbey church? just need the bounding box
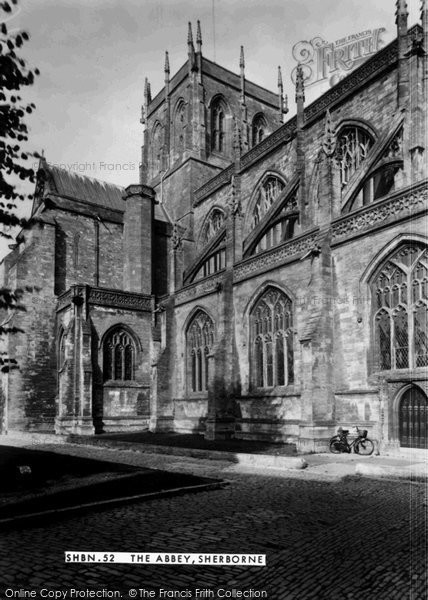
[1,2,427,452]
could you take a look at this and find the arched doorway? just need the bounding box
[399,386,428,449]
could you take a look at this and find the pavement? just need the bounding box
[2,431,428,482]
[0,435,427,600]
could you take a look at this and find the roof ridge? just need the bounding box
[45,162,125,191]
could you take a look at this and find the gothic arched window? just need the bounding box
[337,126,374,189]
[372,243,428,371]
[103,328,136,382]
[152,123,163,172]
[187,311,215,393]
[250,287,294,388]
[252,114,267,147]
[211,97,228,153]
[201,209,225,245]
[58,329,66,370]
[174,100,186,157]
[251,176,286,229]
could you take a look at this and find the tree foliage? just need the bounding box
[0,0,40,371]
[0,0,40,234]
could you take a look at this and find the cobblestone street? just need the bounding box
[0,444,427,600]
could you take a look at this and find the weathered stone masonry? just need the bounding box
[1,5,427,452]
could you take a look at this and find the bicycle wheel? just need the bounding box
[329,438,343,454]
[355,438,374,456]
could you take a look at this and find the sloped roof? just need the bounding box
[44,162,125,212]
[38,162,169,222]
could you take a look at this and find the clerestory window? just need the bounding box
[337,126,374,190]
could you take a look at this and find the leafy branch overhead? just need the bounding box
[0,0,40,238]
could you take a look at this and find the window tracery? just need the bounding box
[251,176,286,229]
[337,126,374,189]
[187,311,215,393]
[152,123,163,172]
[103,329,136,382]
[373,244,428,371]
[250,288,294,388]
[174,101,186,157]
[252,114,267,147]
[211,98,227,153]
[201,209,225,245]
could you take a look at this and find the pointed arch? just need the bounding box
[151,121,163,172]
[100,324,141,382]
[336,122,375,191]
[244,173,299,257]
[185,308,215,393]
[209,94,231,154]
[198,206,226,247]
[393,385,428,449]
[338,116,404,213]
[245,170,288,233]
[248,285,294,388]
[57,326,66,371]
[251,113,268,147]
[173,98,186,158]
[369,241,428,372]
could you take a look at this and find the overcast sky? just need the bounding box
[1,0,421,258]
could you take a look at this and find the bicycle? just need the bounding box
[329,427,374,455]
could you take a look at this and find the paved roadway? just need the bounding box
[0,444,426,600]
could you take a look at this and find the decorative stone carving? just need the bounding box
[175,274,224,306]
[172,222,183,250]
[89,288,152,312]
[332,182,428,241]
[194,165,234,205]
[304,42,398,122]
[234,231,319,282]
[322,109,336,157]
[227,175,242,217]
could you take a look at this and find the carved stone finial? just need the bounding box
[164,51,170,74]
[239,45,245,69]
[283,94,289,114]
[277,65,283,88]
[422,0,428,26]
[295,64,305,103]
[322,109,336,157]
[228,174,242,216]
[396,0,408,20]
[196,20,202,47]
[233,119,241,153]
[188,21,193,44]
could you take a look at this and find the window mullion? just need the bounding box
[272,334,277,387]
[262,336,267,387]
[284,333,289,387]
